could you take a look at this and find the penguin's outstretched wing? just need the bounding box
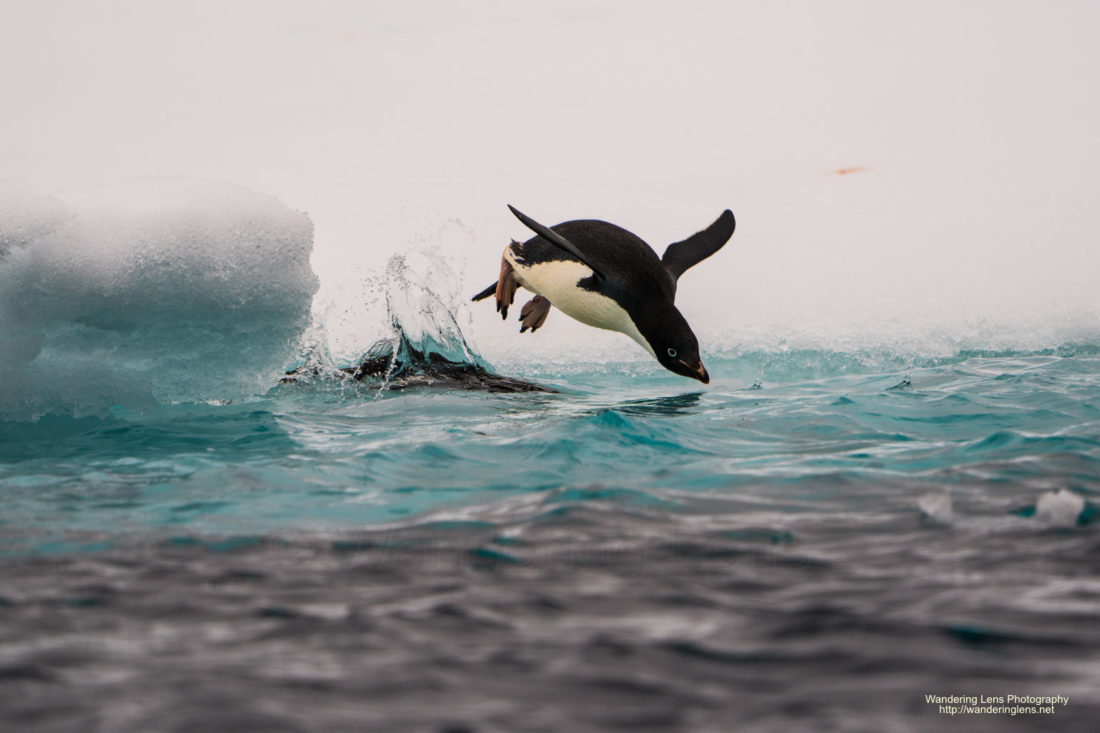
[508,205,605,279]
[662,209,735,281]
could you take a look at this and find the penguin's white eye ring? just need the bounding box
[667,348,678,358]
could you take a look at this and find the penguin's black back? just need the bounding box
[515,220,675,314]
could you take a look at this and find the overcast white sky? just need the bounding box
[3,1,1098,360]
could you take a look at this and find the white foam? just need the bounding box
[1034,489,1086,527]
[918,492,954,525]
[0,178,318,421]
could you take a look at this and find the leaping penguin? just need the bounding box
[472,206,736,383]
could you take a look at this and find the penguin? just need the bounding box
[472,205,735,383]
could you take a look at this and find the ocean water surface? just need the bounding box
[4,347,1100,731]
[2,181,1099,732]
[4,345,1099,549]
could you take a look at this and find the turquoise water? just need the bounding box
[4,346,1097,554]
[4,338,1100,730]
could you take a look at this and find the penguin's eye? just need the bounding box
[667,348,678,358]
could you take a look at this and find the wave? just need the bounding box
[699,341,1100,385]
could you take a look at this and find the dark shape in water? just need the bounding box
[284,334,552,393]
[887,375,913,391]
[615,392,703,416]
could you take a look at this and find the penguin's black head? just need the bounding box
[642,306,710,384]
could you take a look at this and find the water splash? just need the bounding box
[383,253,482,369]
[287,253,550,393]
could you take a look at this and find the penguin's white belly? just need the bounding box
[505,251,655,357]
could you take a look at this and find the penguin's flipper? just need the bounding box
[471,282,497,301]
[662,209,735,281]
[508,205,604,278]
[519,295,551,333]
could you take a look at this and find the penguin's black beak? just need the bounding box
[680,360,709,384]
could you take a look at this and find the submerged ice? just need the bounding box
[0,178,318,421]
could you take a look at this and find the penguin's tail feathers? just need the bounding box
[471,282,497,302]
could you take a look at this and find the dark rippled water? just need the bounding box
[3,349,1100,731]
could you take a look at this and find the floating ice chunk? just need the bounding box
[0,178,318,420]
[1034,489,1086,527]
[918,492,953,524]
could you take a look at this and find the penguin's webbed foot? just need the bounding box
[519,295,551,333]
[495,256,518,320]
